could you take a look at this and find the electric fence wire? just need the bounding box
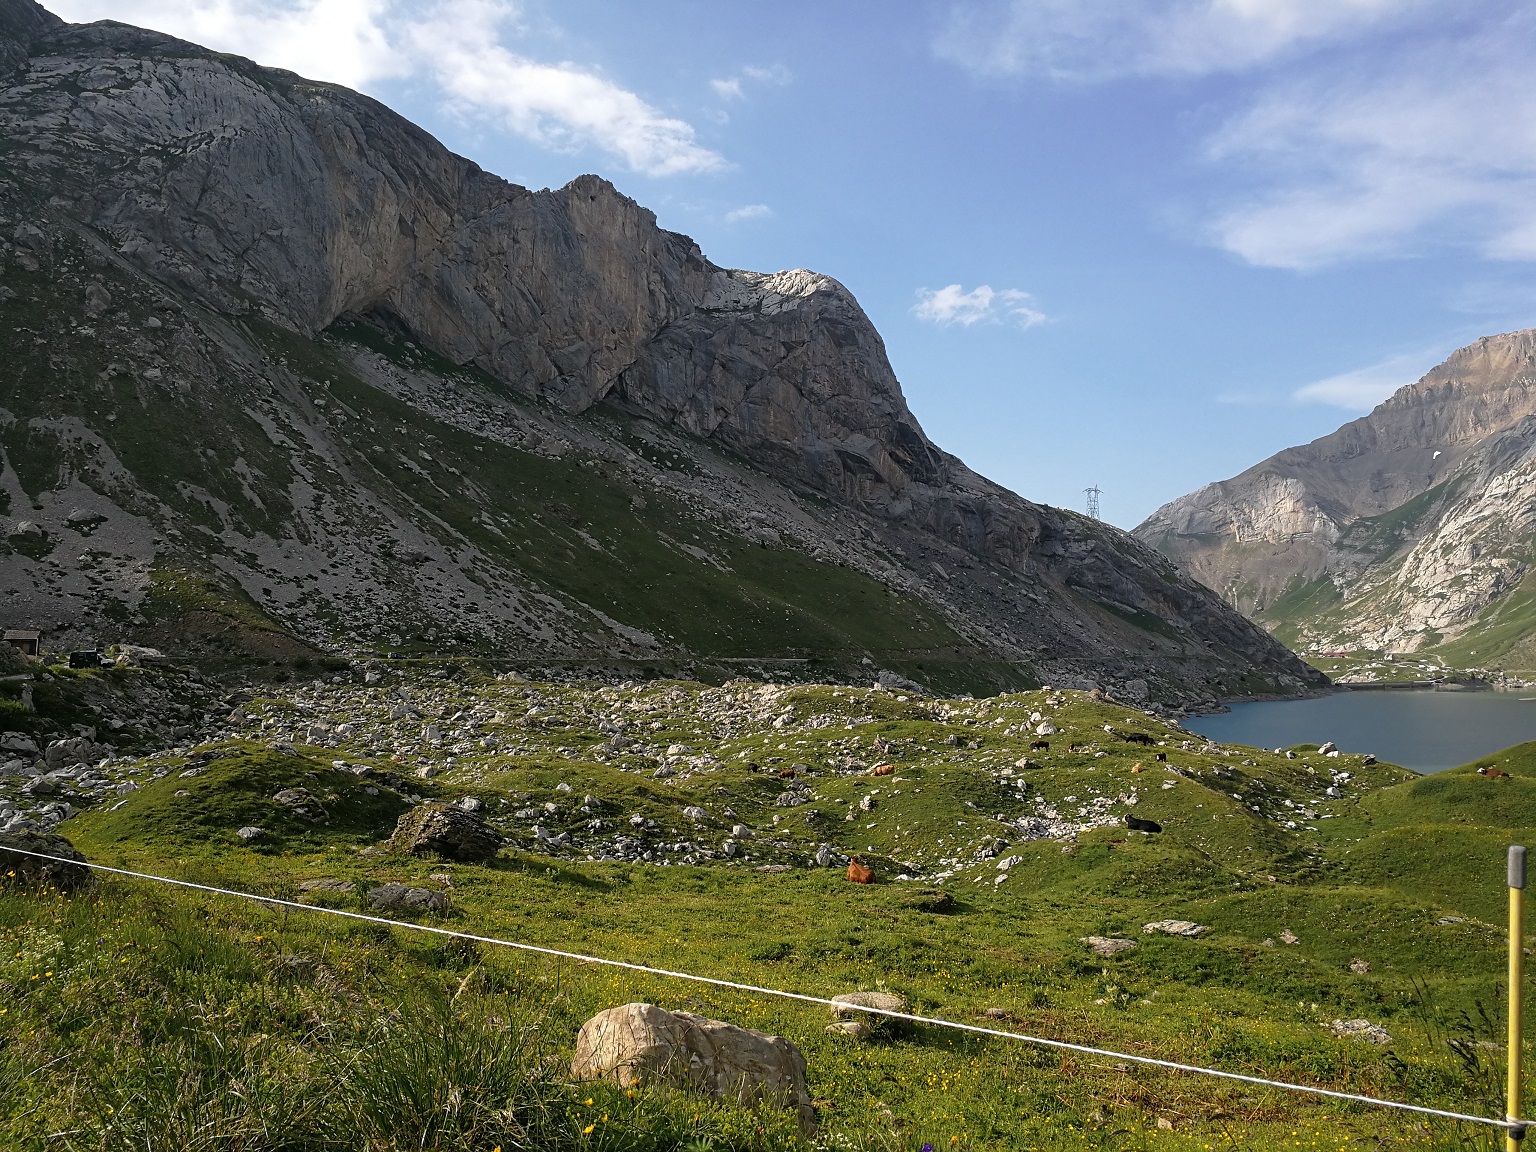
[0,843,1524,1133]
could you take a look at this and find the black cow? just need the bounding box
[1126,815,1163,833]
[1122,733,1155,746]
[1029,739,1049,752]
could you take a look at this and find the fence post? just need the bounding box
[1510,845,1527,1150]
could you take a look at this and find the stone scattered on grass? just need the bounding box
[1082,935,1137,957]
[571,1002,815,1136]
[236,826,264,842]
[365,883,448,913]
[1349,957,1370,974]
[825,1020,870,1040]
[1329,1018,1391,1045]
[1143,919,1208,937]
[1279,928,1300,944]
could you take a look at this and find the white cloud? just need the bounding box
[49,0,725,178]
[709,64,792,101]
[938,0,1420,80]
[409,1,724,178]
[50,0,404,89]
[724,203,771,223]
[1292,352,1430,410]
[914,284,1046,327]
[1205,19,1536,268]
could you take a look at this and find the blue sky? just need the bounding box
[45,0,1536,527]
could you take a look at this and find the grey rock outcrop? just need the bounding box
[0,829,92,890]
[0,0,1321,704]
[365,882,448,913]
[571,1002,815,1136]
[387,802,501,862]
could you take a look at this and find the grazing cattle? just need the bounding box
[1029,739,1049,752]
[1154,752,1167,762]
[1478,767,1510,778]
[1126,816,1163,834]
[777,768,797,780]
[1122,733,1155,746]
[847,858,875,884]
[871,763,895,777]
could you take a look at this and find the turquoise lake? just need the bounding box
[1182,688,1536,774]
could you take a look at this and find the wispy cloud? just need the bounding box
[914,284,1046,327]
[709,63,792,101]
[1205,16,1536,268]
[50,0,725,178]
[1292,352,1432,410]
[724,203,771,223]
[408,1,724,177]
[937,0,1421,81]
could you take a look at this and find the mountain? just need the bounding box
[0,0,1320,705]
[1136,329,1536,668]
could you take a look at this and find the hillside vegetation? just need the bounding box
[3,663,1535,1149]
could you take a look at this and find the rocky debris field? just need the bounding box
[2,659,1403,887]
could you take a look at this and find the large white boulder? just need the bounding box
[571,1002,814,1135]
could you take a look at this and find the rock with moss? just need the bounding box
[387,802,501,862]
[0,830,92,891]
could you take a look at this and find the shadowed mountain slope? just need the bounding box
[0,0,1320,703]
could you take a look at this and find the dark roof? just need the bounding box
[3,630,41,641]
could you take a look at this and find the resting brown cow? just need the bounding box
[847,858,875,884]
[1479,767,1510,778]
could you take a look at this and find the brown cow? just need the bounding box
[871,763,896,777]
[777,768,797,780]
[847,858,875,884]
[1479,767,1510,778]
[1029,739,1049,752]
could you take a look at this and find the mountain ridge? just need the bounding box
[1136,328,1536,667]
[0,0,1321,704]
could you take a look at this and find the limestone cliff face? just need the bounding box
[1137,330,1536,664]
[0,1,1322,703]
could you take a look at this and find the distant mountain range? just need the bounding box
[1137,329,1536,670]
[0,0,1320,704]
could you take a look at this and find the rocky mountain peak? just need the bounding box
[1137,327,1536,668]
[0,1,1323,703]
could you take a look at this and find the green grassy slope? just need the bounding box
[6,677,1536,1148]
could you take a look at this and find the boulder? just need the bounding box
[571,1002,814,1136]
[366,883,449,913]
[388,801,501,862]
[1329,1018,1391,1045]
[0,830,93,891]
[1143,919,1208,937]
[1082,936,1137,957]
[830,990,907,1019]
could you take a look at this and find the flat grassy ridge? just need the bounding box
[4,677,1536,1150]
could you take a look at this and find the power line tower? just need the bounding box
[1084,485,1102,520]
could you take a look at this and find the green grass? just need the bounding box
[7,678,1536,1147]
